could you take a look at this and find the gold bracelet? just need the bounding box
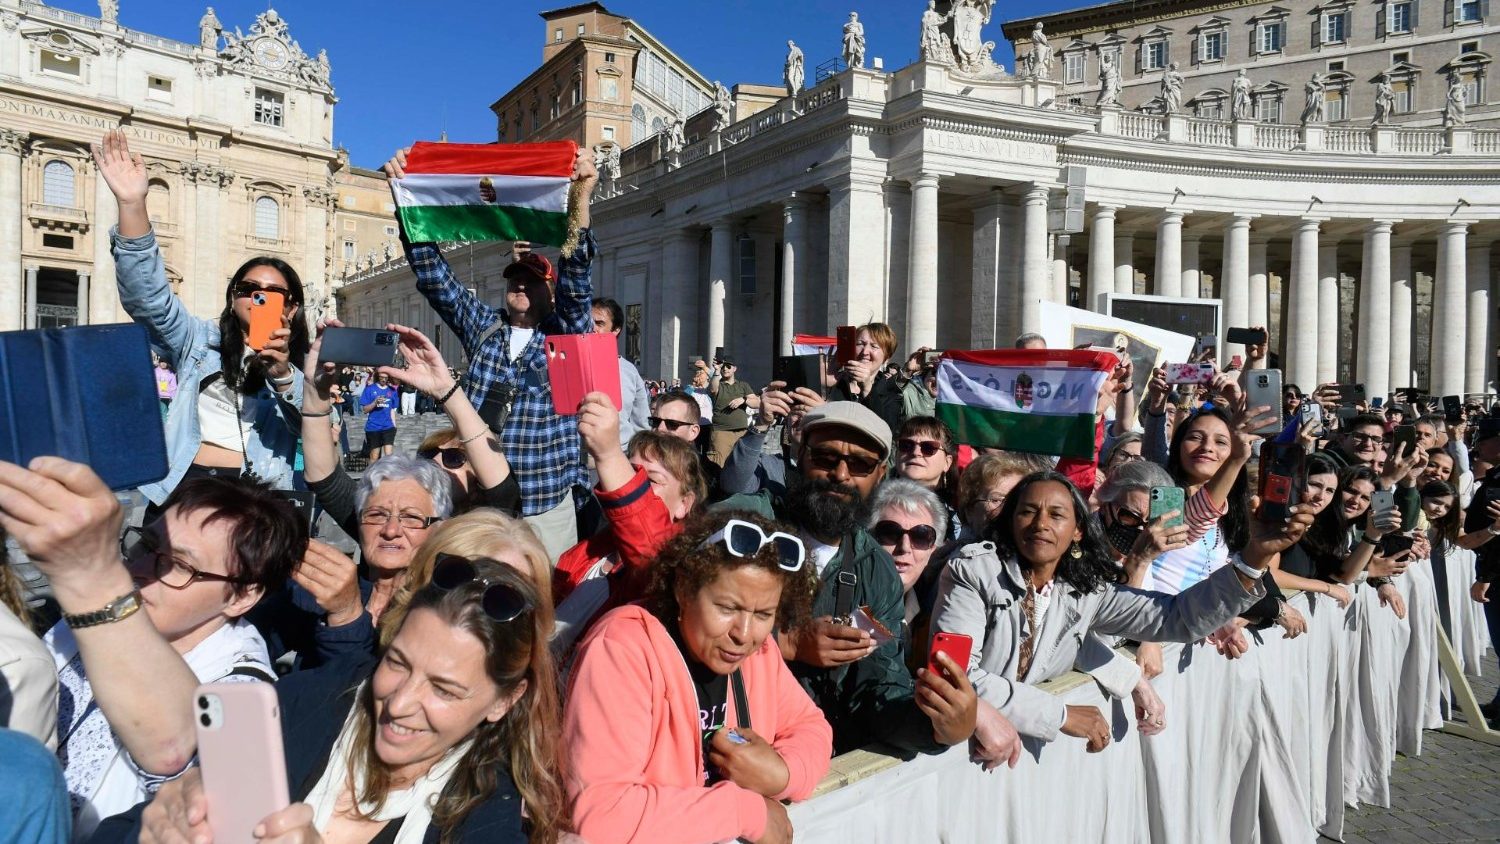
[458,429,490,445]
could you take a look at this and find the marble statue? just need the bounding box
[1231,69,1253,120]
[314,49,330,84]
[383,241,396,263]
[1373,73,1395,125]
[593,143,621,195]
[784,40,804,96]
[1097,51,1122,107]
[99,0,118,25]
[1444,72,1467,127]
[947,0,998,74]
[1300,73,1326,124]
[842,12,866,69]
[919,0,953,63]
[1160,62,1184,113]
[664,115,685,168]
[199,7,222,50]
[1027,22,1052,79]
[712,81,732,130]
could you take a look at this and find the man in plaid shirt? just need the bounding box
[385,147,599,559]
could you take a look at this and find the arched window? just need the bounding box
[254,196,279,240]
[43,160,75,206]
[631,104,647,142]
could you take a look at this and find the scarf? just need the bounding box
[305,685,474,844]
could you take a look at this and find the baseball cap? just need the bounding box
[798,401,893,459]
[503,252,555,284]
[717,352,736,367]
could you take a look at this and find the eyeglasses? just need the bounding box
[418,447,469,470]
[1108,451,1145,466]
[1111,507,1146,528]
[359,508,442,530]
[699,518,805,571]
[1347,433,1383,444]
[871,520,938,550]
[231,281,290,300]
[648,416,694,433]
[897,438,948,458]
[120,526,249,590]
[804,448,883,478]
[976,493,1008,509]
[431,555,532,623]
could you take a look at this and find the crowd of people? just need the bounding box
[0,130,1496,844]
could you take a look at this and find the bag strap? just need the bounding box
[227,662,278,683]
[730,669,751,732]
[474,318,507,358]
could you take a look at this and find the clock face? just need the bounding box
[253,38,289,70]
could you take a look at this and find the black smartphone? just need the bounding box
[1392,424,1418,458]
[713,346,725,364]
[1378,534,1415,558]
[1257,442,1303,523]
[833,570,858,623]
[275,490,317,530]
[773,354,825,397]
[1226,327,1267,346]
[1442,395,1463,422]
[1335,383,1367,404]
[319,327,400,368]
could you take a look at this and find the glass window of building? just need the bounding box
[1201,31,1225,62]
[42,160,75,207]
[1259,22,1284,53]
[1324,12,1348,43]
[253,88,284,127]
[254,196,279,240]
[1390,1,1414,33]
[1064,51,1085,83]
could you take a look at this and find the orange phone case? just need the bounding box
[194,682,290,844]
[246,289,285,351]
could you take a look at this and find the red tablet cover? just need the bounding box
[547,333,623,415]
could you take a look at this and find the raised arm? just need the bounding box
[544,148,600,336]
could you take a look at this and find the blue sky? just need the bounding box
[52,0,1078,167]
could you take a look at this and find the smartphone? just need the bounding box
[547,333,623,415]
[194,682,290,844]
[1257,442,1303,523]
[1300,400,1324,435]
[1228,354,1244,371]
[1370,489,1397,522]
[1195,334,1218,358]
[1392,424,1418,459]
[1244,369,1284,435]
[319,327,400,368]
[274,490,316,530]
[832,570,858,624]
[246,289,285,352]
[1442,394,1463,422]
[1335,383,1367,404]
[834,325,859,368]
[1163,362,1216,385]
[1148,486,1186,529]
[1371,397,1385,409]
[928,632,973,679]
[1378,533,1415,558]
[773,354,826,397]
[1226,327,1267,347]
[923,349,944,366]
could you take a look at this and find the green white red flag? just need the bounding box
[390,141,577,246]
[935,349,1116,459]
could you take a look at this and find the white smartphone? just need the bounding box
[194,682,290,844]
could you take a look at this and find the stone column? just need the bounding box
[1113,228,1134,295]
[780,194,809,355]
[658,230,699,379]
[1432,221,1470,397]
[971,193,1005,348]
[1020,184,1050,335]
[1086,205,1117,311]
[1389,243,1414,390]
[707,219,733,365]
[827,175,887,329]
[193,165,223,315]
[906,173,940,350]
[1155,210,1186,298]
[1182,234,1203,298]
[1051,235,1070,305]
[302,187,331,322]
[75,270,90,327]
[1248,235,1269,346]
[1222,215,1253,359]
[1287,218,1322,390]
[90,159,119,323]
[0,129,25,331]
[1317,244,1339,385]
[1466,240,1491,395]
[23,265,37,329]
[1357,221,1395,399]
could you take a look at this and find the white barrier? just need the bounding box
[787,568,1488,844]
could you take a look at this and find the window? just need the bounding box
[550,95,560,120]
[529,105,539,131]
[1201,31,1225,61]
[577,23,585,35]
[1464,73,1483,103]
[1255,94,1282,122]
[572,75,583,105]
[604,51,616,63]
[601,125,615,140]
[601,75,619,102]
[1142,40,1167,71]
[343,240,355,261]
[1390,1,1414,33]
[1329,60,1345,71]
[1462,40,1480,52]
[39,49,80,77]
[1458,0,1482,22]
[253,88,284,127]
[148,180,170,220]
[667,69,685,113]
[254,196,279,240]
[1394,79,1414,111]
[648,53,667,95]
[1324,11,1349,43]
[1259,22,1284,53]
[1064,51,1086,83]
[1393,50,1411,63]
[1197,97,1225,118]
[737,236,756,296]
[1327,92,1346,120]
[554,28,563,42]
[384,225,397,237]
[147,75,172,101]
[631,104,647,141]
[42,233,73,249]
[42,160,75,206]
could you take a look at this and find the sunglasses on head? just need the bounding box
[804,448,882,477]
[431,555,533,623]
[418,447,469,470]
[871,520,938,550]
[897,438,947,457]
[698,518,805,571]
[648,416,693,432]
[232,281,290,299]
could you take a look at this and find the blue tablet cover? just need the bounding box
[0,323,169,491]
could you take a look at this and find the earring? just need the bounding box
[1069,543,1083,559]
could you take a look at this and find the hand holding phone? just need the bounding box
[1149,486,1186,529]
[195,683,290,843]
[928,631,973,680]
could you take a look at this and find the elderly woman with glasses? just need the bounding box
[565,511,833,844]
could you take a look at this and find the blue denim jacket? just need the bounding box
[112,227,303,504]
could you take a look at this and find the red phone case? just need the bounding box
[928,632,973,678]
[547,333,623,415]
[834,325,858,367]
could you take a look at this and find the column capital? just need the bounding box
[1296,217,1328,229]
[910,172,941,189]
[783,191,812,208]
[1024,183,1050,203]
[0,128,27,156]
[1159,209,1190,222]
[1365,219,1399,233]
[1229,213,1259,225]
[1441,219,1475,233]
[710,216,737,230]
[1092,203,1122,214]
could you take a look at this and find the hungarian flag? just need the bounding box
[935,349,1116,460]
[793,334,836,356]
[391,141,577,247]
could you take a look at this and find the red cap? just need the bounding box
[504,252,555,284]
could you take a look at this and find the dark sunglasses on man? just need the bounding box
[804,447,882,478]
[871,520,938,550]
[431,555,533,623]
[418,446,469,470]
[648,415,694,433]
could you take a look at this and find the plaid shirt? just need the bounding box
[406,230,595,516]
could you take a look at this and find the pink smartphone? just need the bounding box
[1162,362,1216,385]
[194,682,290,844]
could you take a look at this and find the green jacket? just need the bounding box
[715,490,939,755]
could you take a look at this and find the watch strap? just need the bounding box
[64,589,143,630]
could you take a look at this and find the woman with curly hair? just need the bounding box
[564,511,832,844]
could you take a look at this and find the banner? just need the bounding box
[935,349,1117,459]
[1037,301,1196,397]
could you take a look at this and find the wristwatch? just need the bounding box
[63,589,143,630]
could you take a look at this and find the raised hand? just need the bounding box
[378,323,454,398]
[91,129,148,206]
[382,147,410,180]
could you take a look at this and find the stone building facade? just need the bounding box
[1003,0,1499,127]
[0,1,353,329]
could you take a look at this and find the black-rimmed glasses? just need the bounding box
[431,555,533,623]
[649,416,694,433]
[871,520,938,550]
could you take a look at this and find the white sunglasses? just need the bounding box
[698,518,806,572]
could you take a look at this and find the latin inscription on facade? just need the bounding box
[930,129,1057,166]
[0,98,201,148]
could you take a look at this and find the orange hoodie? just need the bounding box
[564,605,833,844]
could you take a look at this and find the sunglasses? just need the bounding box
[1111,507,1146,528]
[898,438,947,457]
[431,555,533,623]
[698,518,805,571]
[418,447,469,470]
[871,520,938,550]
[804,448,882,478]
[648,416,694,433]
[232,281,290,300]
